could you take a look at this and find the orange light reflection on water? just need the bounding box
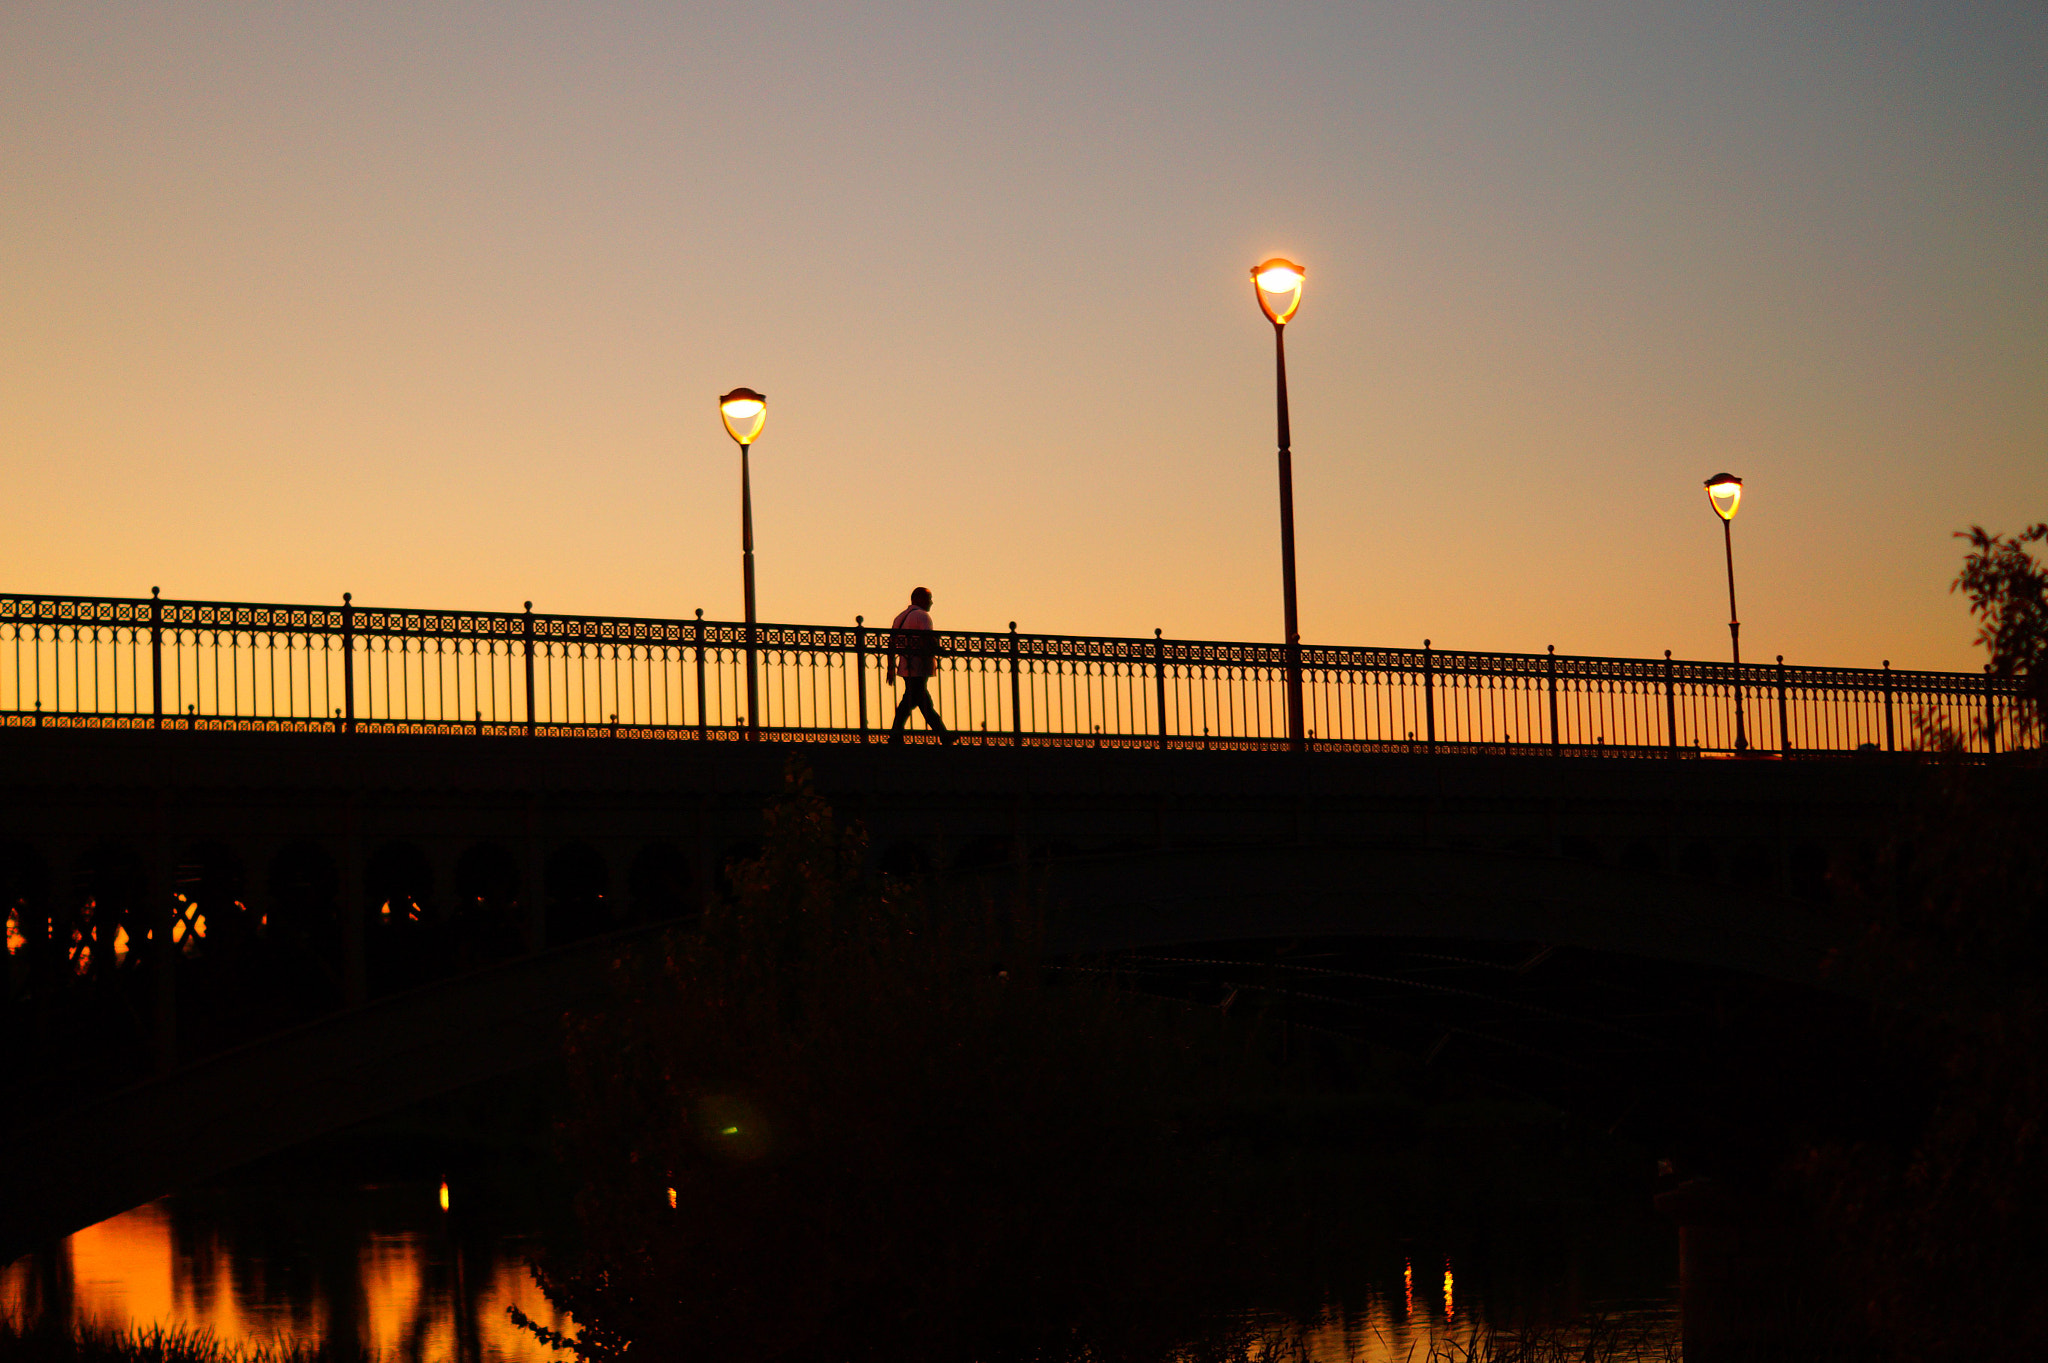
[68,1203,174,1335]
[2,1190,574,1362]
[1248,1294,1485,1363]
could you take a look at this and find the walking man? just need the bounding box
[888,586,954,745]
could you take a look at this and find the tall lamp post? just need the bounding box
[1251,257,1307,751]
[1705,473,1747,752]
[720,387,767,739]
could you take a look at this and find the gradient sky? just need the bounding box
[4,3,2043,670]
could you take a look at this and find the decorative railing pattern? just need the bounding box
[0,590,2030,755]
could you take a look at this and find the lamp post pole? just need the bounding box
[720,388,768,740]
[1252,258,1308,752]
[1706,473,1747,752]
[1721,515,1746,752]
[740,439,759,740]
[1273,321,1304,750]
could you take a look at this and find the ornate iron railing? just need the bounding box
[0,590,2030,755]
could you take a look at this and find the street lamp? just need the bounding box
[1251,257,1307,750]
[1705,472,1747,751]
[720,387,767,738]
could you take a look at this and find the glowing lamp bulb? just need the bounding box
[438,1181,450,1212]
[1704,473,1743,521]
[1250,257,1306,325]
[719,388,768,445]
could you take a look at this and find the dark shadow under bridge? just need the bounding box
[0,720,1984,1259]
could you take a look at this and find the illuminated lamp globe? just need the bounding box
[1251,257,1306,325]
[1705,473,1743,522]
[719,388,768,446]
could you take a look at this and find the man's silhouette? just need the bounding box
[888,587,953,745]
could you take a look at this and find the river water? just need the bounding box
[3,1179,1680,1362]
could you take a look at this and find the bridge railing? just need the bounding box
[0,590,2029,755]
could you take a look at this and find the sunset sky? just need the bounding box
[4,3,2042,670]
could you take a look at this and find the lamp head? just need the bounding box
[719,388,767,446]
[1251,257,1305,325]
[1705,473,1743,522]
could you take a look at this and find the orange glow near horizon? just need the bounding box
[2,8,2039,676]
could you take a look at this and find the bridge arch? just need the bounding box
[451,838,524,962]
[626,838,692,920]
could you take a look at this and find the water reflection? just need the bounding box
[2,1183,572,1362]
[1252,1298,1488,1363]
[3,1187,1677,1363]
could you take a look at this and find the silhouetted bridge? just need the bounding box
[0,590,2033,1259]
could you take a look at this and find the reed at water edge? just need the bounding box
[0,1315,368,1363]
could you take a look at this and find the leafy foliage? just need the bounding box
[1790,526,2048,1360]
[1953,522,2048,741]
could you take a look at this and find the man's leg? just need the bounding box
[889,682,919,742]
[915,682,952,743]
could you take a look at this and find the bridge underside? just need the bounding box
[1,726,1925,1259]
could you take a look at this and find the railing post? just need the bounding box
[1546,645,1559,753]
[1423,640,1436,754]
[1776,655,1791,756]
[1009,622,1022,748]
[1154,628,1169,750]
[855,616,868,743]
[1664,650,1678,757]
[150,587,163,730]
[694,609,707,739]
[1985,674,1998,756]
[1883,660,1895,752]
[341,592,354,735]
[523,602,536,736]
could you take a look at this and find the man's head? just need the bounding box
[910,587,932,609]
